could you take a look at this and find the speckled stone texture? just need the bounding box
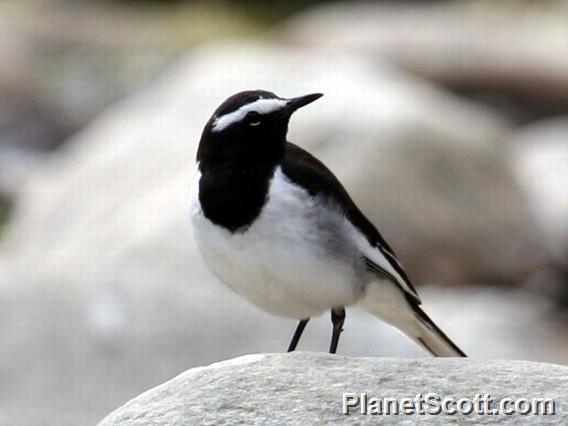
[99,352,566,425]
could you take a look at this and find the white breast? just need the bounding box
[190,167,364,319]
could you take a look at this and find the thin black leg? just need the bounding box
[287,318,310,352]
[329,307,346,354]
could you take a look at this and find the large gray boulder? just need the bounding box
[506,118,568,306]
[99,352,566,425]
[508,118,568,262]
[0,43,558,425]
[283,2,568,104]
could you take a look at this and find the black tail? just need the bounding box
[411,305,467,357]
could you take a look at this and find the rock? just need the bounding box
[98,352,567,425]
[508,118,568,262]
[283,2,568,109]
[0,43,558,425]
[0,92,64,201]
[507,118,568,308]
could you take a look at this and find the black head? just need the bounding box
[197,90,322,167]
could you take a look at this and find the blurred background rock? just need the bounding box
[0,0,566,425]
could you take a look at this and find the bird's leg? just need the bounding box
[287,318,310,352]
[329,307,346,354]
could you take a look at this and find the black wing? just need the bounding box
[281,142,420,305]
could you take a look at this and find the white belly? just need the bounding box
[190,168,363,319]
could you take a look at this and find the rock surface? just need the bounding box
[99,352,566,425]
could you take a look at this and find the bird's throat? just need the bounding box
[198,160,278,233]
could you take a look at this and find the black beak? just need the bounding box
[285,93,323,114]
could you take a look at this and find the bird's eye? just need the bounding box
[244,111,261,126]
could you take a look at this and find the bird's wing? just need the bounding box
[282,142,421,305]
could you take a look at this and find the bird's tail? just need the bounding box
[359,282,466,357]
[410,305,466,357]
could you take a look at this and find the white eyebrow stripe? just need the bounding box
[212,98,288,132]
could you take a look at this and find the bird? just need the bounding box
[190,90,466,357]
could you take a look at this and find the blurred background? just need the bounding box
[0,0,567,424]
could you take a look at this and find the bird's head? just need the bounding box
[197,90,322,166]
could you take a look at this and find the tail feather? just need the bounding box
[359,282,466,357]
[411,305,466,357]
